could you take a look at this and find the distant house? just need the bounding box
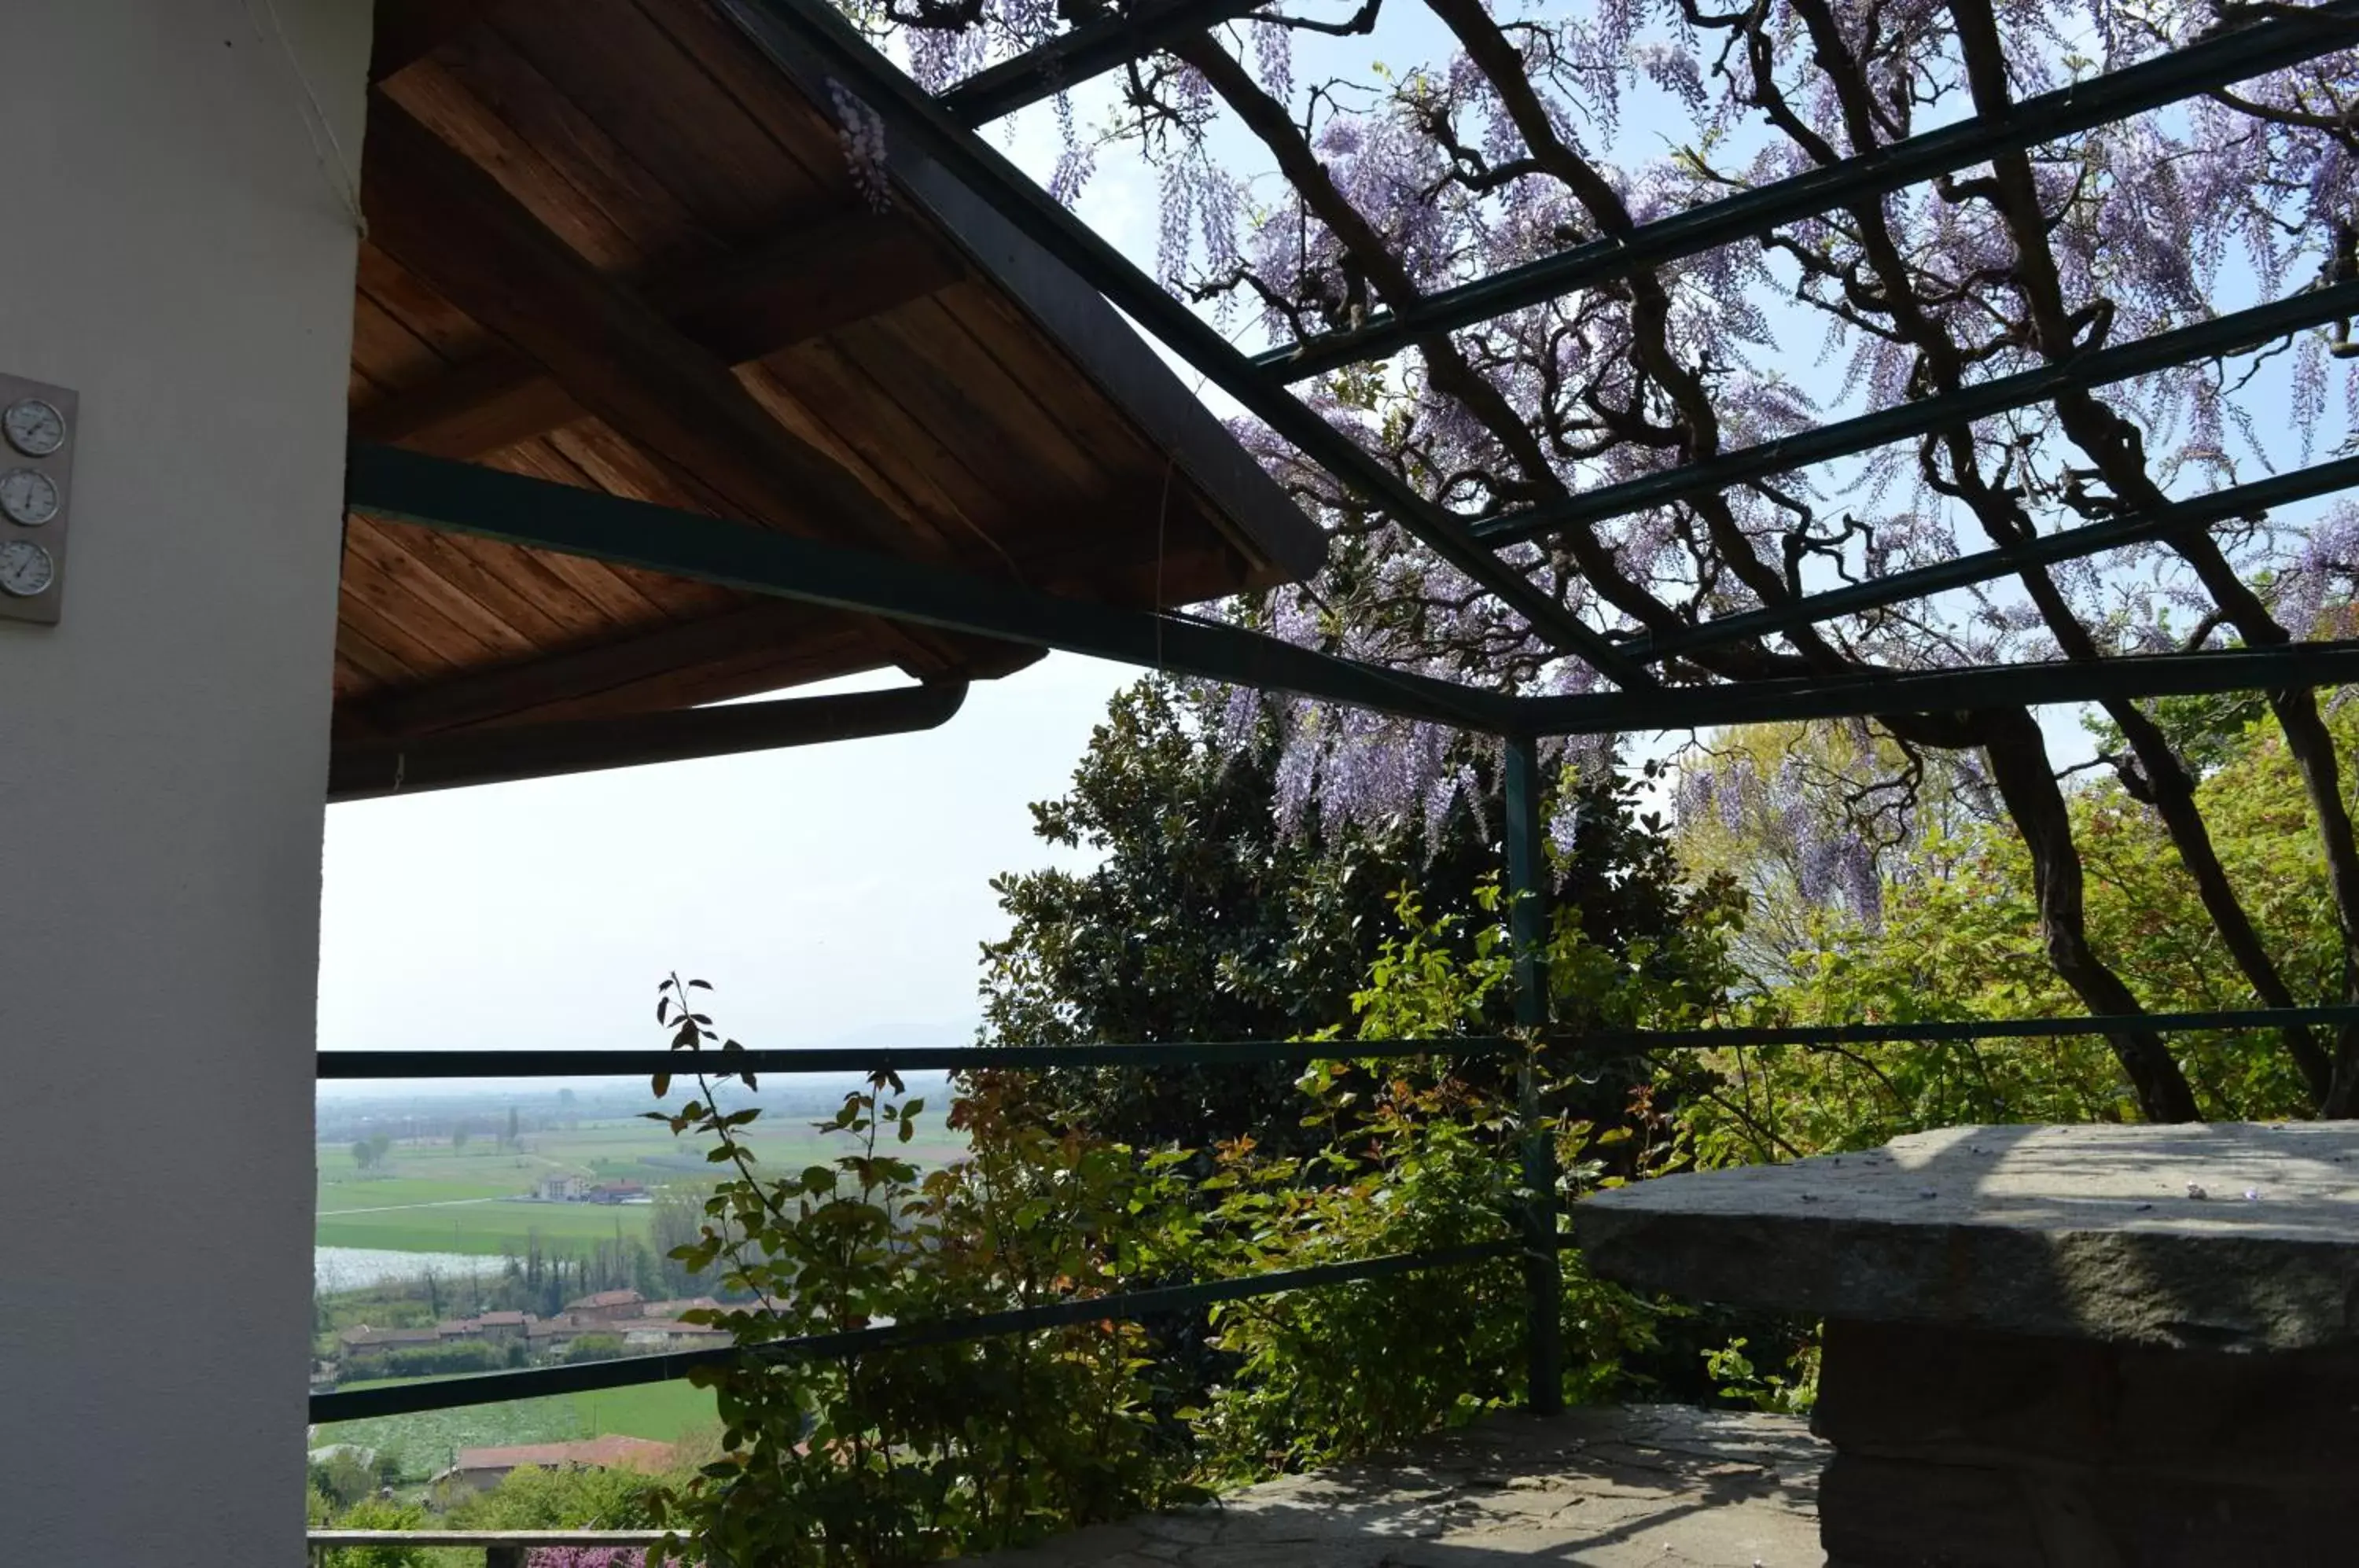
[524,1312,596,1347]
[639,1297,721,1320]
[622,1319,732,1351]
[564,1288,645,1321]
[336,1325,441,1354]
[429,1435,677,1501]
[587,1180,647,1205]
[474,1310,528,1342]
[538,1173,587,1202]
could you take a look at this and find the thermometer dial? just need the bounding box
[0,539,55,597]
[0,467,58,526]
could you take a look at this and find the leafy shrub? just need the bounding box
[635,909,1709,1566]
[643,1003,1202,1568]
[315,1496,430,1568]
[447,1461,672,1530]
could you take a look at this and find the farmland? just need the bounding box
[318,1109,966,1259]
[312,1378,718,1482]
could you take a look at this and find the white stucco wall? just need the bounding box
[0,2,370,1556]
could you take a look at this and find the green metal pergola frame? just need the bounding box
[316,0,2359,1428]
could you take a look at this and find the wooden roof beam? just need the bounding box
[337,580,1038,740]
[329,680,970,801]
[340,599,853,738]
[353,214,963,460]
[362,93,917,554]
[358,92,996,682]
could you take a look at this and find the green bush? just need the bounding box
[446,1462,672,1530]
[316,1496,430,1568]
[309,1450,383,1509]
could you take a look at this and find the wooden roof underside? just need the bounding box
[340,0,1319,743]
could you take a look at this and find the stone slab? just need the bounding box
[1572,1123,2359,1351]
[1812,1320,2359,1566]
[948,1406,1825,1568]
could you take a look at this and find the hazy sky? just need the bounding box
[319,653,1139,1074]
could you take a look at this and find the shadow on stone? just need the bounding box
[949,1406,1824,1568]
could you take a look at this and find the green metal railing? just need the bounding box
[311,999,2359,1426]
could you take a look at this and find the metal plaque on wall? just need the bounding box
[0,371,77,626]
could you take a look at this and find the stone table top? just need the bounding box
[1572,1122,2359,1352]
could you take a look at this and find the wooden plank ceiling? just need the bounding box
[340,0,1316,742]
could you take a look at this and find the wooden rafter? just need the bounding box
[357,91,1029,683]
[354,214,962,460]
[361,94,911,553]
[339,583,1037,739]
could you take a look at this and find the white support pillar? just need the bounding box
[0,2,370,1559]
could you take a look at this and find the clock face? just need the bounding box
[0,539,53,597]
[2,398,64,458]
[0,468,58,526]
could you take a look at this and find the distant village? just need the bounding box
[331,1286,729,1371]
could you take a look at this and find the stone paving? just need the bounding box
[954,1406,1824,1568]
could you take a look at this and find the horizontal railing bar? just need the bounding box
[1521,639,2359,733]
[1259,2,2359,381]
[1630,453,2359,662]
[1589,1003,2359,1050]
[1474,282,2359,550]
[309,1239,1519,1423]
[714,0,1652,685]
[318,1007,2359,1081]
[307,1533,668,1548]
[346,444,1518,734]
[317,1036,1524,1080]
[939,0,1272,126]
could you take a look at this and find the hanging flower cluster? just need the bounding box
[827,79,893,213]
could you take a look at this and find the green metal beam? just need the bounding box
[1589,1003,2359,1051]
[1519,640,2359,734]
[1503,734,1562,1415]
[1632,452,2359,663]
[1258,1,2359,381]
[316,1005,2359,1083]
[712,0,1657,689]
[939,0,1272,126]
[1475,282,2359,550]
[317,1036,1525,1080]
[344,444,1517,732]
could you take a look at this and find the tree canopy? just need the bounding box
[977,676,1733,1147]
[852,0,2359,1119]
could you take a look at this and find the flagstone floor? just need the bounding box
[954,1406,1824,1568]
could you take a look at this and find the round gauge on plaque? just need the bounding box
[0,539,53,597]
[2,398,65,458]
[0,467,58,526]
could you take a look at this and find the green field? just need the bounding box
[319,1117,965,1258]
[314,1378,718,1480]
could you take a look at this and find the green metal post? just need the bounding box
[1503,732,1562,1415]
